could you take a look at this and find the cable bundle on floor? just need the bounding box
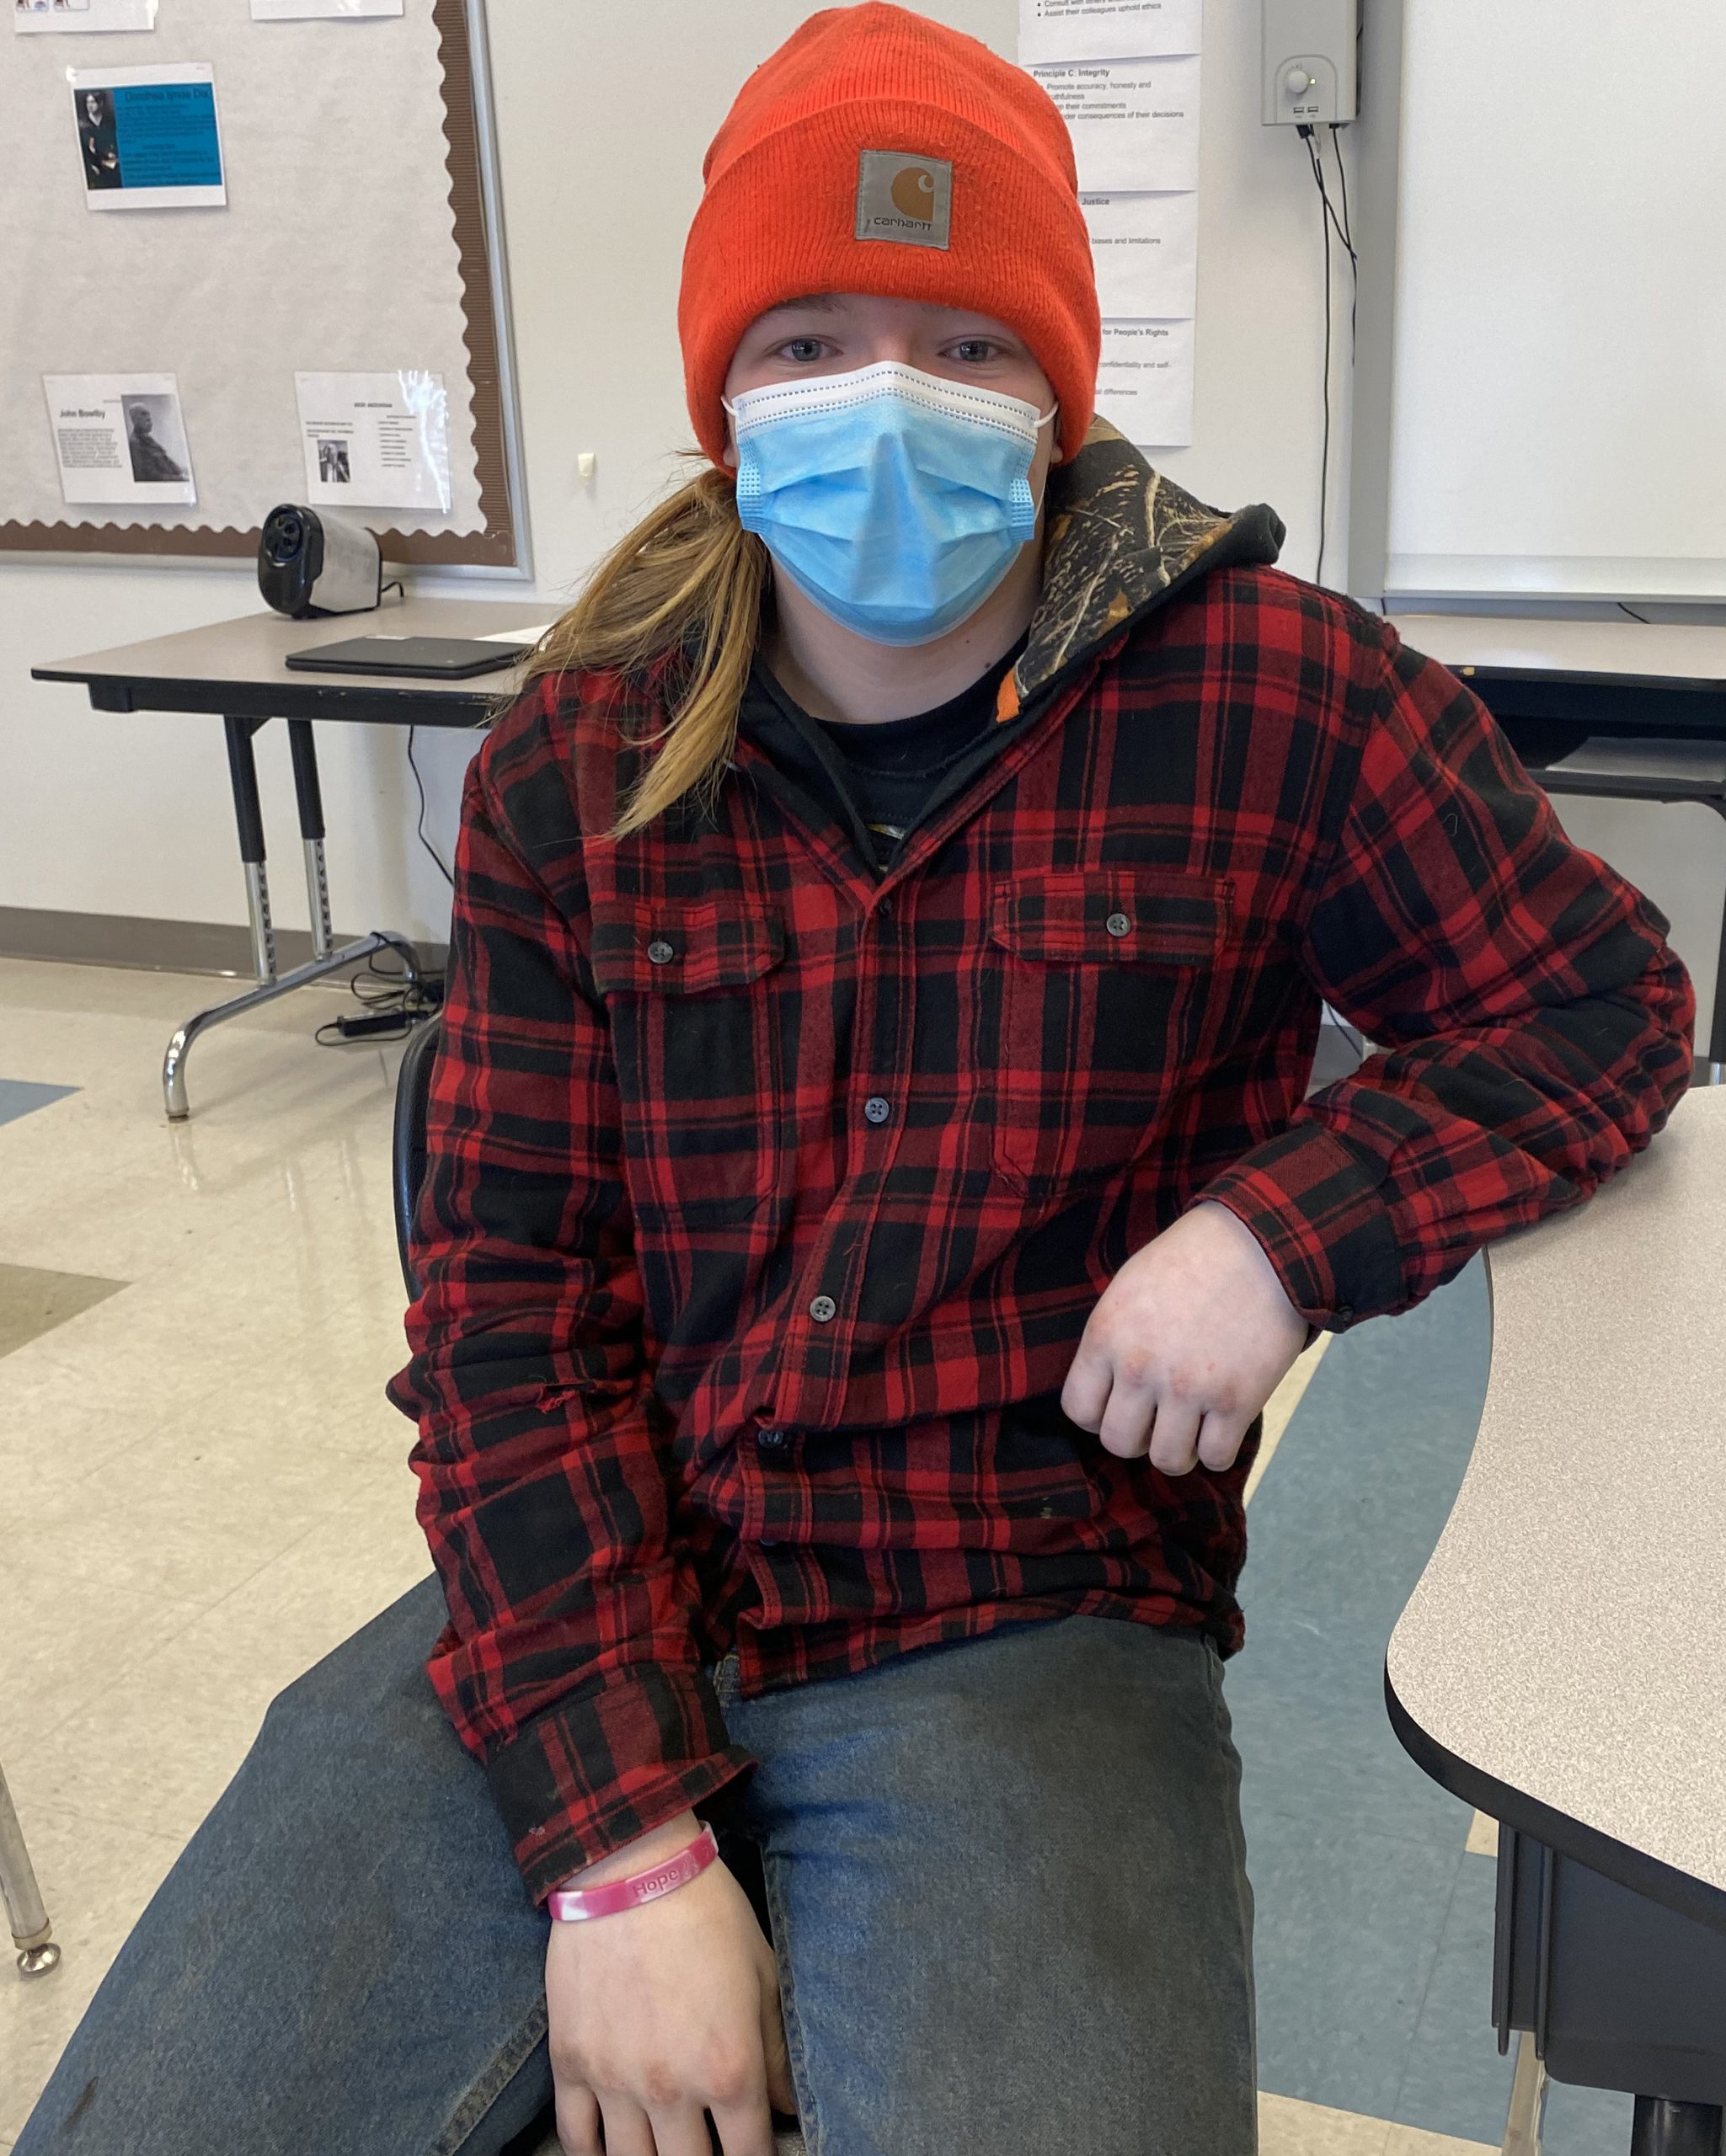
[314,949,444,1047]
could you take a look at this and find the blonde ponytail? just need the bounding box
[518,462,768,840]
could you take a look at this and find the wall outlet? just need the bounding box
[1263,0,1360,125]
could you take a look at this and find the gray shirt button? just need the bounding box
[809,1294,837,1323]
[646,938,676,964]
[1104,911,1132,938]
[863,1095,891,1124]
[756,1427,788,1450]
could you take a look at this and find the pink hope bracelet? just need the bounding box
[547,1822,719,1923]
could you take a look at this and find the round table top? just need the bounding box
[1387,1083,1726,1927]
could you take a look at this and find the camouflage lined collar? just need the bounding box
[1016,418,1286,704]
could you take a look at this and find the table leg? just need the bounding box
[0,1763,61,1977]
[1630,2099,1724,2156]
[1503,2029,1547,2155]
[223,713,276,985]
[287,718,333,963]
[161,715,421,1121]
[1706,801,1726,1085]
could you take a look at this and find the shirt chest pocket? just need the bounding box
[988,870,1233,1196]
[589,899,785,1228]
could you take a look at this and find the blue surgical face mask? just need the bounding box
[724,360,1057,648]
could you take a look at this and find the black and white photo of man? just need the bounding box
[317,439,351,484]
[122,397,190,483]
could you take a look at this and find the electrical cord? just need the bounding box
[1300,124,1360,590]
[1300,125,1334,588]
[1329,123,1358,351]
[314,947,444,1047]
[1305,125,1359,278]
[408,724,456,888]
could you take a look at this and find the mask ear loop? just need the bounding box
[724,391,1060,425]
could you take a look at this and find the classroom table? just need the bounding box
[1386,1082,1726,2156]
[32,595,551,1119]
[1390,615,1726,1080]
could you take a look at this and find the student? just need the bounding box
[18,8,1692,2156]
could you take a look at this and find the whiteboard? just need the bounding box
[1385,0,1726,603]
[0,0,519,566]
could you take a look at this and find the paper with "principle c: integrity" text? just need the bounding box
[1027,53,1200,194]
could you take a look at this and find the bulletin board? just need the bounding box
[0,0,522,568]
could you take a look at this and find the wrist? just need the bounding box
[548,1819,718,1924]
[557,1809,702,1893]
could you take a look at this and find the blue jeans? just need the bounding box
[18,1580,1255,2156]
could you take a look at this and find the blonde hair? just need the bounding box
[519,462,768,839]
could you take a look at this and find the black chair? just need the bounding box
[392,1014,442,1301]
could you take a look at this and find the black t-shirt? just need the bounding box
[747,637,1025,855]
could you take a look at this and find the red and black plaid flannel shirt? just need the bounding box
[389,426,1694,1902]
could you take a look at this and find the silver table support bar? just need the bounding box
[162,714,420,1121]
[1502,2030,1548,2155]
[0,1763,61,1978]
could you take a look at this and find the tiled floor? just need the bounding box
[0,1264,126,1362]
[0,960,1617,2152]
[0,959,429,2143]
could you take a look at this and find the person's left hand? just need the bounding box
[1061,1200,1311,1476]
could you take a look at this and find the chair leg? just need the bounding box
[0,1763,61,1977]
[1503,2028,1547,2155]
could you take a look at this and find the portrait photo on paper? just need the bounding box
[69,62,226,208]
[41,371,197,505]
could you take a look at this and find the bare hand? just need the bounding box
[1061,1200,1309,1475]
[547,1810,796,2156]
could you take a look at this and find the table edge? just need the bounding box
[1421,659,1726,696]
[30,664,504,727]
[1385,1652,1726,1942]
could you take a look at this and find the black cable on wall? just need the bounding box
[1300,122,1358,590]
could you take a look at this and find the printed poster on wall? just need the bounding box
[1026,54,1200,193]
[15,0,157,32]
[1093,320,1195,448]
[41,371,196,504]
[294,370,452,513]
[69,63,226,208]
[1081,190,1198,320]
[1018,0,1200,66]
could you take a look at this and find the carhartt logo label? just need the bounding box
[890,166,936,220]
[855,150,952,249]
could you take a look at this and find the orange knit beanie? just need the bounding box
[679,3,1100,467]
